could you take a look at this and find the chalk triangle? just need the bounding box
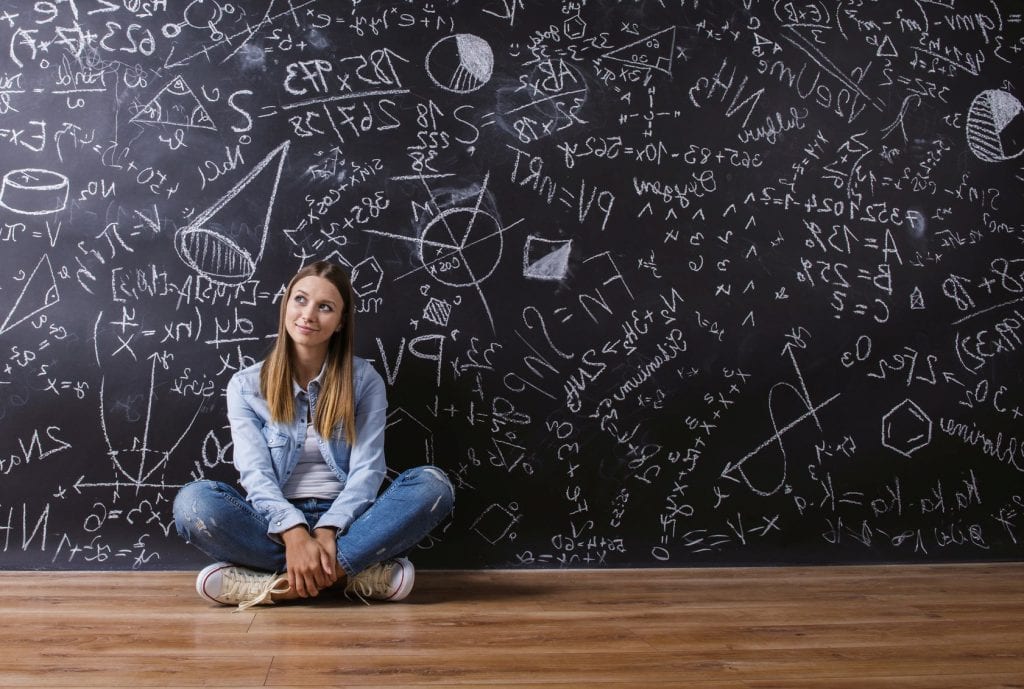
[0,254,59,335]
[876,35,898,58]
[131,76,216,130]
[910,286,926,310]
[600,26,676,75]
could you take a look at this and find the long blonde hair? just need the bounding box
[260,261,357,444]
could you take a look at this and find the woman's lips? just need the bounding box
[295,324,318,334]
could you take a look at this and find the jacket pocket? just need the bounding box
[260,425,290,464]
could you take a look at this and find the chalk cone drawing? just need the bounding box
[130,75,216,130]
[174,140,289,285]
[523,236,572,280]
[599,26,676,76]
[0,254,59,335]
[426,33,494,93]
[966,89,1024,162]
[0,169,70,215]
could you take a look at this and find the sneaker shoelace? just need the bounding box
[344,561,395,604]
[222,569,290,611]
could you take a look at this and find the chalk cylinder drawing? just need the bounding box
[0,169,70,215]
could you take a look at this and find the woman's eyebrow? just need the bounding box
[294,289,336,306]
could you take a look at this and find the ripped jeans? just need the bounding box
[173,466,454,577]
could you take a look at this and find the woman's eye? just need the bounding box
[294,295,306,304]
[319,304,333,312]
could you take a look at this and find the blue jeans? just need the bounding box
[173,466,454,577]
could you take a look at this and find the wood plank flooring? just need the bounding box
[0,563,1021,687]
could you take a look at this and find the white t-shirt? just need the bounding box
[281,422,345,500]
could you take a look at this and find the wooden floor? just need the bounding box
[0,564,1021,688]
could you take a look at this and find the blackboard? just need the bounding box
[0,0,1022,570]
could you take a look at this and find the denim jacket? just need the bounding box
[225,356,387,539]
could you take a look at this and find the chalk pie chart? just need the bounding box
[426,34,494,94]
[966,89,1024,162]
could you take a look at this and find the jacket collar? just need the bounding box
[292,360,328,398]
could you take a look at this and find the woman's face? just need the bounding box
[284,275,344,357]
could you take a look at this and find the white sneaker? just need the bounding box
[344,557,415,602]
[196,562,290,611]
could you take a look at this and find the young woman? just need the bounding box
[174,261,455,610]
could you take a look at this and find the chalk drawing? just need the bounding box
[471,502,521,544]
[599,26,676,76]
[426,34,494,94]
[966,89,1024,162]
[882,399,932,458]
[130,76,216,130]
[0,169,69,215]
[523,236,572,281]
[0,254,60,335]
[174,140,289,285]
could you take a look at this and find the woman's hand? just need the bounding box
[281,526,336,597]
[313,527,342,580]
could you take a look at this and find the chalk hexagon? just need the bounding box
[350,256,384,297]
[881,399,932,458]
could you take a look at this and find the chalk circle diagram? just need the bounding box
[130,75,216,130]
[0,169,69,215]
[368,172,521,332]
[419,205,504,288]
[966,89,1024,162]
[426,33,494,94]
[174,140,289,285]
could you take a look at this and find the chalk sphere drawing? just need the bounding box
[426,34,494,94]
[0,169,70,216]
[966,89,1024,162]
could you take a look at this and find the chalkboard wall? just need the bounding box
[0,0,1022,570]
